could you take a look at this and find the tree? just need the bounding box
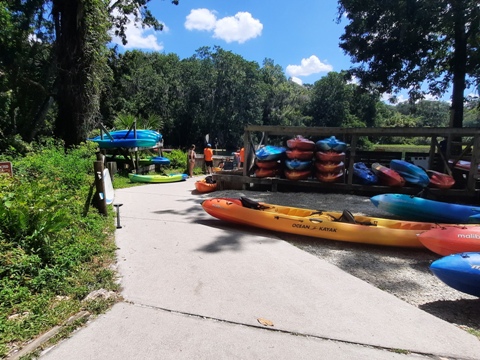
[338,0,480,128]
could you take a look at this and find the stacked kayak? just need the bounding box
[430,253,480,297]
[284,136,314,180]
[389,160,429,187]
[370,193,480,223]
[418,226,480,256]
[254,145,285,177]
[201,197,442,248]
[314,136,346,183]
[128,173,187,183]
[90,129,162,149]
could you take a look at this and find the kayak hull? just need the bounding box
[128,173,187,183]
[418,226,480,255]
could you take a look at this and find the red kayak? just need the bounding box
[286,149,314,161]
[315,171,344,183]
[314,161,344,173]
[286,135,315,151]
[284,169,311,180]
[315,151,345,163]
[427,170,455,189]
[418,226,480,256]
[371,162,405,187]
[256,159,280,169]
[255,168,277,178]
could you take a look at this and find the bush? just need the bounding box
[0,140,118,357]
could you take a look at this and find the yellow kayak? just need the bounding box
[201,197,441,248]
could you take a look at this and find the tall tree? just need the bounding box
[338,0,480,128]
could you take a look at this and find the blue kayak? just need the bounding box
[91,138,158,149]
[255,145,286,161]
[316,136,347,152]
[389,160,429,187]
[285,159,312,170]
[370,193,480,223]
[430,252,480,297]
[353,162,377,185]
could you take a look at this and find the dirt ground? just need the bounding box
[205,188,480,336]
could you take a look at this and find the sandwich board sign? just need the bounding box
[0,161,12,176]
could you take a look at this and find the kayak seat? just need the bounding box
[240,197,270,210]
[339,209,356,224]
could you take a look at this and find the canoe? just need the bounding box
[315,136,347,152]
[286,149,314,161]
[314,161,344,173]
[353,162,378,185]
[430,252,480,297]
[285,159,312,171]
[254,168,277,178]
[284,169,311,180]
[201,197,437,247]
[418,226,480,256]
[315,151,345,163]
[286,136,315,151]
[256,159,280,169]
[371,163,405,187]
[128,173,187,183]
[370,193,480,223]
[255,145,286,161]
[195,178,217,193]
[389,160,430,187]
[426,170,455,189]
[315,171,344,183]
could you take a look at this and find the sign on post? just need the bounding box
[0,161,12,176]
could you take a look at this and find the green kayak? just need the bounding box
[128,173,187,183]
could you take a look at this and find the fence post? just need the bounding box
[93,160,107,215]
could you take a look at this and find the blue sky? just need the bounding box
[110,1,350,85]
[109,1,478,102]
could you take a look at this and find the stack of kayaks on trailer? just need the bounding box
[314,136,346,183]
[284,135,315,180]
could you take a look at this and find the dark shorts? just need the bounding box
[205,160,213,167]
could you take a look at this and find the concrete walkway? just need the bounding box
[41,178,480,359]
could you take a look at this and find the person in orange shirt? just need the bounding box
[239,147,245,168]
[204,143,214,174]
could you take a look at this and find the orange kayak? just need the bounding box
[255,168,277,178]
[371,163,405,187]
[286,149,314,161]
[201,197,436,247]
[315,161,344,173]
[426,170,455,189]
[315,171,344,183]
[284,169,311,180]
[256,159,280,169]
[195,179,217,193]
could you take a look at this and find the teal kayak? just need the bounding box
[370,193,480,223]
[128,173,187,183]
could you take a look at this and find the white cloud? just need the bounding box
[213,12,263,44]
[286,56,333,78]
[185,8,217,31]
[290,77,303,85]
[110,13,164,51]
[185,9,263,44]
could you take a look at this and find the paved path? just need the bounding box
[41,178,480,359]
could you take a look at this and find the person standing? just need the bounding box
[239,147,245,168]
[188,144,196,178]
[204,143,214,174]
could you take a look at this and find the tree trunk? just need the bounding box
[53,0,89,147]
[449,0,467,129]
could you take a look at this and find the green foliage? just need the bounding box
[0,141,118,357]
[164,149,189,172]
